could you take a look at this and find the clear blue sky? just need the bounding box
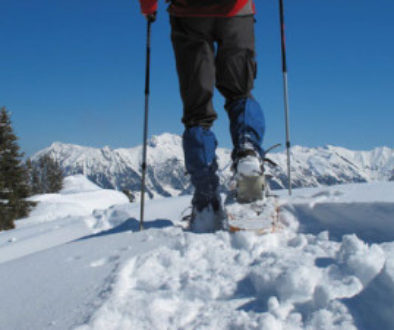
[1,0,393,157]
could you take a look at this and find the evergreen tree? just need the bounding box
[0,173,13,230]
[29,154,63,194]
[39,155,63,193]
[0,107,34,231]
[26,158,42,194]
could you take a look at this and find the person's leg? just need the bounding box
[215,15,265,161]
[170,17,221,214]
[170,16,217,128]
[183,126,220,211]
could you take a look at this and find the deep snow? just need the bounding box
[0,175,393,330]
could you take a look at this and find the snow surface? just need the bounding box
[0,175,129,264]
[1,175,394,329]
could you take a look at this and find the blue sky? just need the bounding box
[1,0,393,157]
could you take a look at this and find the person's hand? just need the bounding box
[144,12,157,23]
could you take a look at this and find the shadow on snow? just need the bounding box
[285,202,394,244]
[77,218,173,241]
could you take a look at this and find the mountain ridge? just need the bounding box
[32,133,394,199]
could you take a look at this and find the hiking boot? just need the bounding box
[233,149,265,203]
[189,191,225,233]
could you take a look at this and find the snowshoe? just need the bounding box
[223,144,282,234]
[182,191,226,233]
[224,196,279,234]
[189,204,225,233]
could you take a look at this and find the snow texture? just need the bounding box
[1,175,394,330]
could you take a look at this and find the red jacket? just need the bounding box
[139,0,255,17]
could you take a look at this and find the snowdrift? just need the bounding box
[0,175,393,330]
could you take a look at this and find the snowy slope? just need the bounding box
[32,133,394,198]
[0,175,129,264]
[1,175,394,329]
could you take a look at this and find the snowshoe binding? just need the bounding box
[233,149,265,203]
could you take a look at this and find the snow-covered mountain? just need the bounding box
[32,133,394,198]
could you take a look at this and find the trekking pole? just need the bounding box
[278,0,292,195]
[140,18,153,231]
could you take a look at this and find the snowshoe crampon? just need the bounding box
[224,196,280,234]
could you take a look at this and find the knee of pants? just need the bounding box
[216,49,257,101]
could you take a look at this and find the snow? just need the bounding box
[0,175,129,264]
[32,133,394,198]
[1,175,394,329]
[25,175,129,223]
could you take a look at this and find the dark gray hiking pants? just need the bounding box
[170,15,257,128]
